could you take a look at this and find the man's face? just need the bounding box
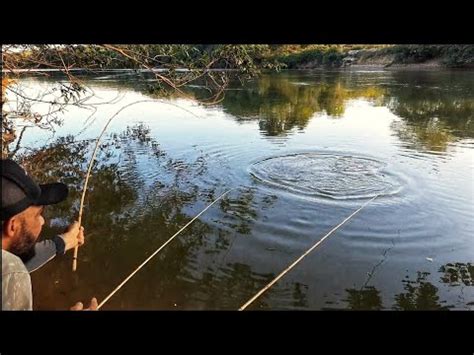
[8,205,45,262]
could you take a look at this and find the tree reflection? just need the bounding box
[219,187,259,235]
[22,123,281,309]
[439,262,473,286]
[344,286,383,310]
[343,263,474,311]
[219,71,473,151]
[193,263,275,310]
[393,272,449,310]
[21,124,204,308]
[150,70,473,150]
[289,282,309,309]
[387,71,474,151]
[220,74,386,136]
[15,71,474,151]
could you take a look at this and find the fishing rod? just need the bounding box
[239,193,382,311]
[73,99,202,271]
[74,100,154,271]
[96,188,233,310]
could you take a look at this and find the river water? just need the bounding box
[7,69,473,310]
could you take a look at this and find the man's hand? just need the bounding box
[70,297,98,311]
[59,221,85,252]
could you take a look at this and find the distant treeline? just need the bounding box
[7,44,474,70]
[270,44,474,68]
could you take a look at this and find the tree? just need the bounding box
[1,44,272,158]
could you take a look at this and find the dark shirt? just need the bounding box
[25,236,66,273]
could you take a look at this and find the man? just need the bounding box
[1,159,97,310]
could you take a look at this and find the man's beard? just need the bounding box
[9,225,37,263]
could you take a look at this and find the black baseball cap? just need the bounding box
[1,159,68,221]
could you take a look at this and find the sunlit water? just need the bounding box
[6,69,473,310]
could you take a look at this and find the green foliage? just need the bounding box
[360,45,474,67]
[385,45,441,64]
[2,45,276,157]
[271,44,474,68]
[440,45,474,67]
[10,45,275,73]
[275,46,345,68]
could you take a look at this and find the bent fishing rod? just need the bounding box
[71,99,233,307]
[73,100,202,271]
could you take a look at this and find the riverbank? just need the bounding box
[273,45,474,69]
[5,45,474,73]
[342,62,474,70]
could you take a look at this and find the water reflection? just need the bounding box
[345,286,383,310]
[9,70,473,310]
[22,124,208,308]
[342,262,473,311]
[23,124,282,309]
[386,72,474,152]
[439,263,473,286]
[220,74,386,136]
[219,188,277,235]
[16,70,473,152]
[393,272,449,310]
[215,71,472,153]
[194,263,275,310]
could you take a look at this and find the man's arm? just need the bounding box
[24,236,66,273]
[25,221,84,273]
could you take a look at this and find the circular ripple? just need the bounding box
[249,153,402,200]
